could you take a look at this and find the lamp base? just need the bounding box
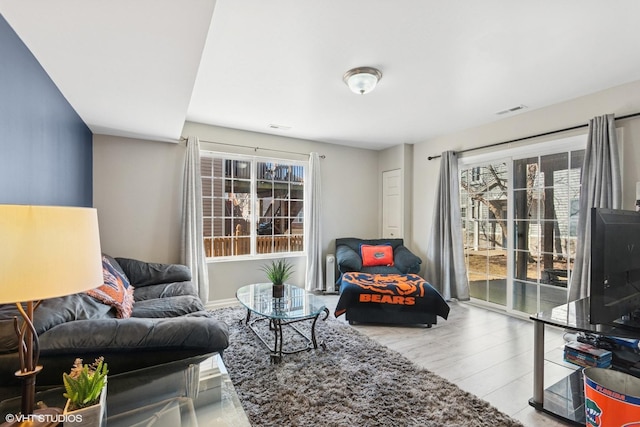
[0,407,62,427]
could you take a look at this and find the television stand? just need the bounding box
[529,297,640,425]
[613,313,640,331]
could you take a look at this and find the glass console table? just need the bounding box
[529,297,640,425]
[236,283,329,363]
[0,353,250,427]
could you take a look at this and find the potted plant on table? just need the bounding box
[62,357,108,426]
[262,258,294,298]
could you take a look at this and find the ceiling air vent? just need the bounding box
[268,124,291,130]
[496,104,528,115]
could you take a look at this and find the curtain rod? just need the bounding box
[427,111,640,161]
[180,137,325,159]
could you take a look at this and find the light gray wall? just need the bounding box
[93,134,184,263]
[412,79,640,276]
[94,123,379,301]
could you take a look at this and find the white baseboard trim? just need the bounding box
[205,298,241,311]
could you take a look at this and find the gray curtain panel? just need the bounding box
[180,136,210,303]
[425,151,470,301]
[305,152,323,291]
[568,114,621,302]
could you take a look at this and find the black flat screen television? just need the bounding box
[590,207,640,329]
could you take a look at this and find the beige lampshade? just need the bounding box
[0,205,103,303]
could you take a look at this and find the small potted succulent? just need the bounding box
[262,258,294,298]
[62,357,108,426]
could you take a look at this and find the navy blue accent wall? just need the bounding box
[0,14,93,207]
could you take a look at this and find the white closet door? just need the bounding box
[382,169,402,238]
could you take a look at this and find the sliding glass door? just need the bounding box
[459,137,585,315]
[460,163,509,307]
[512,150,584,314]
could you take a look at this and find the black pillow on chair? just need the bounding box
[394,245,422,274]
[336,245,362,273]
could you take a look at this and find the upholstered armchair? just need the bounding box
[335,237,422,277]
[333,238,448,326]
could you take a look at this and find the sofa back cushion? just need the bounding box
[115,257,192,287]
[133,281,198,302]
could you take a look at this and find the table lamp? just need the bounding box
[0,205,103,427]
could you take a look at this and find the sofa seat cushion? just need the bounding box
[0,294,113,353]
[0,293,113,336]
[35,294,115,332]
[360,265,403,275]
[0,319,18,353]
[131,295,205,318]
[38,315,229,354]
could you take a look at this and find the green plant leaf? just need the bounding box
[261,259,294,286]
[63,358,108,410]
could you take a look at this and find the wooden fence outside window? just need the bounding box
[204,235,304,257]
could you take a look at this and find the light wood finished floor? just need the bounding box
[317,294,576,427]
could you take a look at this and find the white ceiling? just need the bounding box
[2,0,640,150]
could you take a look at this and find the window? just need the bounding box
[471,166,482,182]
[200,152,305,258]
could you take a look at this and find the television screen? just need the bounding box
[590,208,640,328]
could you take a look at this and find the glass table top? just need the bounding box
[530,297,640,339]
[236,283,326,320]
[0,353,251,426]
[0,355,207,418]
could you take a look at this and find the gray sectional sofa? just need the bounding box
[0,256,229,392]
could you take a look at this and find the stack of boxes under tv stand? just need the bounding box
[569,333,640,376]
[530,297,640,426]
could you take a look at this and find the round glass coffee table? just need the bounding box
[236,283,329,363]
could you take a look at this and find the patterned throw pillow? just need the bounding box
[360,244,394,267]
[86,256,135,318]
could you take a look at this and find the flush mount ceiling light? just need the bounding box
[343,66,382,95]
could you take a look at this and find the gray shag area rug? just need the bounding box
[213,306,524,427]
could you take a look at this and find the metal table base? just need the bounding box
[243,307,329,363]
